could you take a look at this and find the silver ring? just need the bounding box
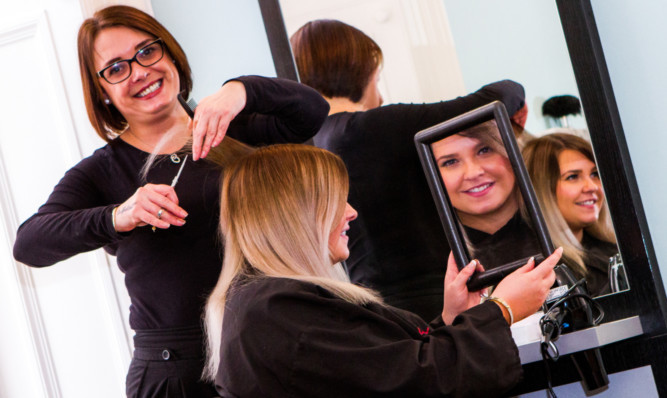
[157,209,164,219]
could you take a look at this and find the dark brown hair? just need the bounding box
[77,5,193,141]
[290,19,382,103]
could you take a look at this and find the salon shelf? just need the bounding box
[515,316,643,364]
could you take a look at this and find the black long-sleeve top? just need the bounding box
[464,212,542,271]
[216,277,523,398]
[13,76,329,330]
[313,80,525,321]
[580,231,617,296]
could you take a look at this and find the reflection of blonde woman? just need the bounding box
[203,144,561,397]
[523,133,617,295]
[431,121,541,270]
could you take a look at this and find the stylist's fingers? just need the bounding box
[192,81,246,160]
[148,186,187,225]
[134,184,188,230]
[202,113,224,159]
[192,118,204,161]
[149,184,180,204]
[192,113,218,160]
[212,117,231,148]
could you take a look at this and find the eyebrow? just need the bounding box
[560,167,598,177]
[433,141,486,163]
[102,39,155,67]
[435,153,456,163]
[561,169,582,176]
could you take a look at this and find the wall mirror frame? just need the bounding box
[258,0,667,391]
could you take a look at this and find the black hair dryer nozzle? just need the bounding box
[553,264,609,393]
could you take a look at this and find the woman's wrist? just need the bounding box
[485,296,514,325]
[111,206,118,231]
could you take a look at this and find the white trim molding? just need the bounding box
[0,100,62,398]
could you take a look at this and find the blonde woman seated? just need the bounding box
[203,144,562,397]
[523,133,618,296]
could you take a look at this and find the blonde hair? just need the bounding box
[458,120,508,157]
[203,144,381,381]
[139,132,254,181]
[522,133,616,277]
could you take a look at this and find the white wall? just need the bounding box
[152,0,276,101]
[590,0,667,288]
[0,1,132,396]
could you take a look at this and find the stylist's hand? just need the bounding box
[492,247,563,324]
[113,184,188,232]
[190,80,247,161]
[442,253,488,325]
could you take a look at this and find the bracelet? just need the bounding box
[486,296,514,325]
[112,206,118,231]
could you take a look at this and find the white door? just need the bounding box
[0,0,140,396]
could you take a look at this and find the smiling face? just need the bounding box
[94,26,180,125]
[432,131,518,231]
[556,149,604,239]
[328,203,358,263]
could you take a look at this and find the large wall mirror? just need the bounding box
[259,0,667,391]
[273,0,625,300]
[260,0,659,304]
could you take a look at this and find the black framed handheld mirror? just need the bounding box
[414,101,554,290]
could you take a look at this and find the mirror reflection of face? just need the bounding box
[431,132,518,225]
[328,203,358,264]
[556,149,604,236]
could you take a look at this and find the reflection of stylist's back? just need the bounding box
[290,19,526,321]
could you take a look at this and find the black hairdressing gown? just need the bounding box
[580,231,618,296]
[215,277,522,398]
[464,212,542,271]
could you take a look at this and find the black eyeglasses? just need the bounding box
[97,38,165,84]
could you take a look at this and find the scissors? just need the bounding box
[152,155,188,232]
